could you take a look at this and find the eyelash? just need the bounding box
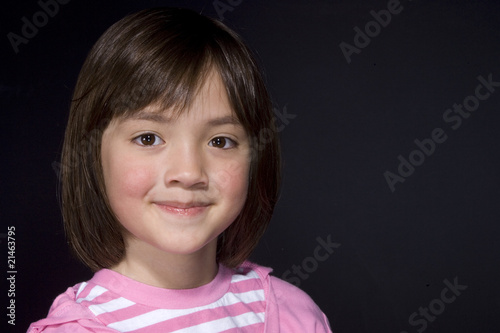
[133,134,238,149]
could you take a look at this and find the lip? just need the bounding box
[154,201,211,217]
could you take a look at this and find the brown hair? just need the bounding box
[61,7,281,271]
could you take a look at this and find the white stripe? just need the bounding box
[108,308,187,332]
[75,282,88,298]
[76,285,108,303]
[89,297,136,316]
[224,290,265,305]
[172,312,265,333]
[230,270,260,283]
[108,289,265,332]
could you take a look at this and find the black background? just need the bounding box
[2,0,500,332]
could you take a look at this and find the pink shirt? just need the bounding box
[27,261,332,332]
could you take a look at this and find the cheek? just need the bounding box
[212,159,250,200]
[104,155,156,203]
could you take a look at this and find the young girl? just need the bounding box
[28,7,332,332]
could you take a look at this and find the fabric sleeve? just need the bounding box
[267,276,333,333]
[27,287,117,333]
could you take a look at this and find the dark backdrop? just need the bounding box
[2,0,500,332]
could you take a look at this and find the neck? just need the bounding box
[111,238,219,290]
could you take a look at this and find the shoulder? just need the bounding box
[27,278,117,333]
[239,261,333,333]
[267,275,333,332]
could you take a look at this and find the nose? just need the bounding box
[163,142,208,189]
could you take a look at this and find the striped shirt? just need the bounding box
[28,261,333,332]
[72,265,265,332]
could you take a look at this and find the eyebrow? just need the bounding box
[127,112,242,127]
[206,115,242,127]
[128,111,169,122]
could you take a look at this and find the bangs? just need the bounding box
[108,45,215,119]
[72,7,265,137]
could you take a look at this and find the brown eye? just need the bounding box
[141,134,156,145]
[211,137,226,148]
[209,137,236,149]
[134,133,163,146]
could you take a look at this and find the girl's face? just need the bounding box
[101,70,251,260]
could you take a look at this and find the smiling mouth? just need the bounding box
[154,201,211,216]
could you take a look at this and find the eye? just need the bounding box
[209,137,237,149]
[133,133,164,146]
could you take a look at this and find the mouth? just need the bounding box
[153,201,211,217]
